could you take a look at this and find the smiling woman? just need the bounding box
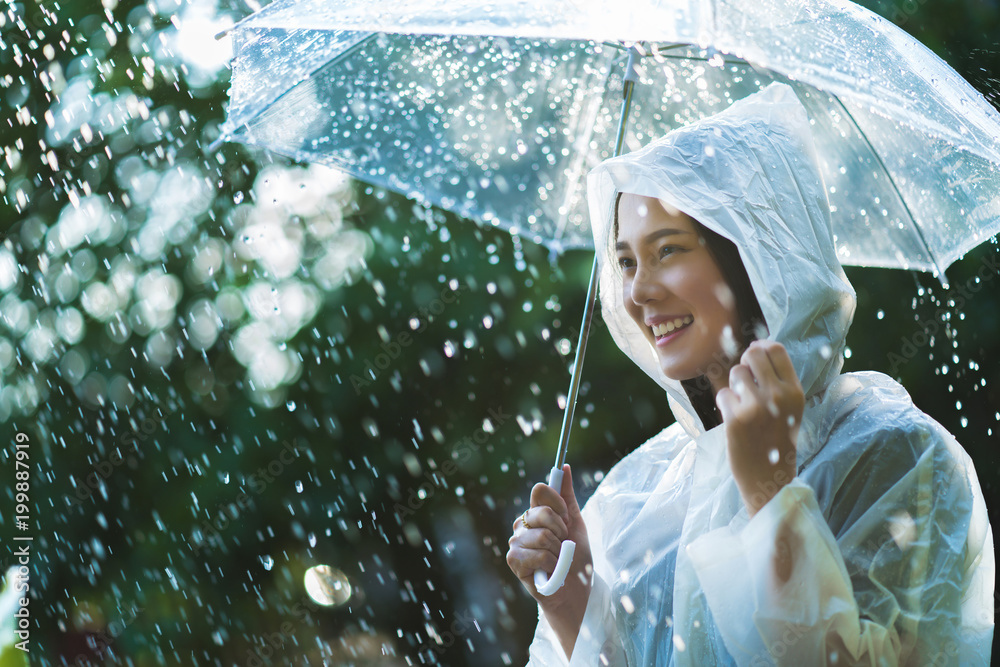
[614,195,743,390]
[613,194,769,429]
[506,83,995,666]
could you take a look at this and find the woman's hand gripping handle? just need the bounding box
[532,466,577,595]
[507,464,593,658]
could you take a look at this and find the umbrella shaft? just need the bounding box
[553,57,638,470]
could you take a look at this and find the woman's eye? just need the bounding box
[659,245,679,259]
[617,256,635,270]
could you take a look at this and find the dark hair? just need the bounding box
[613,193,767,430]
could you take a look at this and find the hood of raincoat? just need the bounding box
[588,82,856,437]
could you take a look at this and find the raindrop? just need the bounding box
[295,480,304,493]
[304,565,352,606]
[260,555,274,571]
[768,449,780,465]
[286,400,296,412]
[720,325,739,358]
[233,191,244,204]
[876,310,884,320]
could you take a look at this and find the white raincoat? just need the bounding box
[525,84,994,666]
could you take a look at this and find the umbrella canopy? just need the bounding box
[215,0,1000,279]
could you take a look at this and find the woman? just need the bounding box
[506,84,994,666]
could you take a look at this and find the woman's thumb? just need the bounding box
[559,464,581,516]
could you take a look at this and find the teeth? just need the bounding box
[652,316,693,337]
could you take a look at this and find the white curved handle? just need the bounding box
[534,539,576,596]
[532,466,576,596]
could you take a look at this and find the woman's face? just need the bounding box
[615,193,742,393]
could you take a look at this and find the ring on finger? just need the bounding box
[521,509,533,530]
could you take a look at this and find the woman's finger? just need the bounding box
[728,364,759,399]
[506,544,558,582]
[529,482,569,524]
[514,524,564,555]
[518,505,568,542]
[758,340,799,386]
[716,387,739,422]
[742,343,781,388]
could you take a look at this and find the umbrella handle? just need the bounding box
[532,466,577,596]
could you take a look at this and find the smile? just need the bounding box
[651,315,694,343]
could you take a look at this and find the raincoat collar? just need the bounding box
[588,83,856,438]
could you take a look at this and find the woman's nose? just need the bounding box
[629,262,664,305]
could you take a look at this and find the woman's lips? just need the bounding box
[653,317,694,347]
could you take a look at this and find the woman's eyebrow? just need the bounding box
[615,228,691,251]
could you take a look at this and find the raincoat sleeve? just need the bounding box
[526,487,627,667]
[684,420,994,666]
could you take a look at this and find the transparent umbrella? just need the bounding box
[214,0,1000,272]
[212,0,1000,593]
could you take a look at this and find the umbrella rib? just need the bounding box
[601,40,749,66]
[549,49,619,246]
[830,96,945,280]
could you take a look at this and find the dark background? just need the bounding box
[1,0,998,664]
